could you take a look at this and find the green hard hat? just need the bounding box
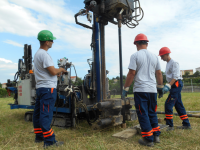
[37,30,56,41]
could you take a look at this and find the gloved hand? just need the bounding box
[163,83,171,94]
[157,85,164,98]
[122,87,129,99]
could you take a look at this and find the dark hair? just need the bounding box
[40,41,46,46]
[135,40,148,45]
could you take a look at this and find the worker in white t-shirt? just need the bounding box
[33,30,66,148]
[122,33,163,147]
[159,47,191,131]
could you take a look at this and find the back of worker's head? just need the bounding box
[134,33,149,50]
[134,40,148,45]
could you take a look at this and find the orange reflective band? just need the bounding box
[142,133,153,137]
[181,117,188,120]
[180,115,188,118]
[34,128,42,131]
[175,81,179,87]
[34,131,43,134]
[43,129,52,135]
[155,105,157,112]
[153,129,160,132]
[141,130,153,135]
[166,117,173,119]
[165,114,173,116]
[43,131,54,138]
[51,88,54,94]
[153,126,160,132]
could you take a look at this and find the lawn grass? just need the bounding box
[0,93,200,150]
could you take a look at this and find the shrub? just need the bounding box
[0,88,9,98]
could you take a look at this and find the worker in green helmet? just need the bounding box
[33,30,66,148]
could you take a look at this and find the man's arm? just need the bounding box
[124,69,136,88]
[155,70,163,85]
[169,79,176,86]
[47,66,66,76]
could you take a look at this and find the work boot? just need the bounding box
[154,135,160,143]
[35,139,44,143]
[166,127,174,131]
[177,126,192,130]
[44,141,64,149]
[138,138,154,147]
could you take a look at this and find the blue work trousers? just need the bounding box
[33,88,57,146]
[134,92,161,142]
[165,80,190,127]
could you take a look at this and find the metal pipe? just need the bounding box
[100,23,106,100]
[28,45,32,71]
[156,111,200,118]
[74,10,93,30]
[117,14,123,99]
[94,16,101,102]
[24,44,28,74]
[117,11,125,124]
[97,101,112,109]
[98,118,112,126]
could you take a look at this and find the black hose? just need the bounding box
[14,71,19,82]
[157,111,200,118]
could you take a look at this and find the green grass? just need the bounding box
[1,93,200,150]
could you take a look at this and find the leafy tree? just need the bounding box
[74,77,83,86]
[0,83,2,88]
[116,76,120,80]
[193,71,200,77]
[185,71,190,77]
[161,71,167,84]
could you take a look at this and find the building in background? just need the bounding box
[180,69,193,75]
[196,67,200,72]
[71,76,76,82]
[2,83,7,88]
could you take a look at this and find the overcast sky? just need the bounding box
[0,0,200,83]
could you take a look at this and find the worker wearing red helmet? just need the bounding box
[159,47,191,131]
[122,33,163,147]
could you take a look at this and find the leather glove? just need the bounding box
[122,87,129,99]
[163,83,171,94]
[157,85,164,98]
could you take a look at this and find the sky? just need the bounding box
[0,0,200,83]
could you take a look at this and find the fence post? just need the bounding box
[191,79,194,93]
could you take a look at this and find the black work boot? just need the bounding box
[177,126,192,130]
[166,126,174,131]
[154,135,160,143]
[44,141,64,149]
[35,139,44,143]
[138,138,154,147]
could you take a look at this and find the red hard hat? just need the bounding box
[159,47,171,56]
[134,33,149,44]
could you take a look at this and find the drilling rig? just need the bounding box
[7,0,144,128]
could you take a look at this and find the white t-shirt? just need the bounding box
[165,59,182,83]
[34,49,57,89]
[128,49,161,93]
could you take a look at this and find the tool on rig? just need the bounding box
[7,0,144,128]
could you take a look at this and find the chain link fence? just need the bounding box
[182,86,200,93]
